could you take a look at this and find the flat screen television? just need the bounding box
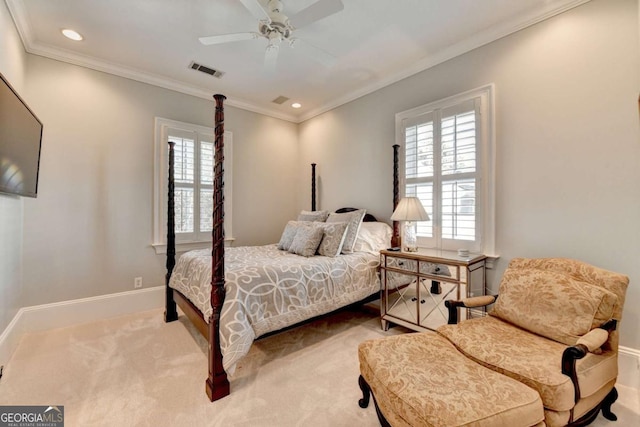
[0,72,43,198]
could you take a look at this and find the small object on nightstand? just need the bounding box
[387,247,401,252]
[430,280,441,294]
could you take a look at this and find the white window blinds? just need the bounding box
[397,86,494,253]
[153,117,233,253]
[168,130,215,242]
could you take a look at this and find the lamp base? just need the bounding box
[404,221,418,252]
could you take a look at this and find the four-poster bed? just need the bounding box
[164,94,401,401]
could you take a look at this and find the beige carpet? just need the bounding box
[1,308,638,427]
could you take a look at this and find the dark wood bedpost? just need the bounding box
[164,141,178,322]
[311,163,317,211]
[206,94,230,401]
[391,144,401,247]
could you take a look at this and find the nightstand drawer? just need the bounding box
[383,256,418,273]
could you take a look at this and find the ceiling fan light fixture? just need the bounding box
[267,31,283,46]
[61,29,83,41]
[268,0,284,13]
[200,0,344,70]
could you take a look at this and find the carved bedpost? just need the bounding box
[206,94,230,401]
[311,163,317,211]
[164,141,178,322]
[391,144,401,247]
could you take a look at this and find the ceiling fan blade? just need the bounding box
[264,45,279,73]
[199,32,259,45]
[238,0,271,22]
[291,39,337,67]
[288,0,344,29]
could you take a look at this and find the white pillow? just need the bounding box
[352,222,393,254]
[326,209,366,253]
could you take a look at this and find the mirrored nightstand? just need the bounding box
[380,249,487,332]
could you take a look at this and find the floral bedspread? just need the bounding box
[169,244,380,372]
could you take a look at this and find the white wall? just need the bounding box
[0,0,27,333]
[3,0,639,354]
[19,54,298,307]
[299,0,640,349]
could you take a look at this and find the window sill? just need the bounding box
[152,238,235,255]
[484,254,500,270]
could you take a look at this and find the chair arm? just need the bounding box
[444,295,497,324]
[576,328,609,353]
[561,320,617,403]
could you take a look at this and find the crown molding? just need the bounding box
[5,0,298,122]
[6,0,591,125]
[25,42,300,122]
[297,0,592,122]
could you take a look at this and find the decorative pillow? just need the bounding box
[315,222,349,257]
[289,225,324,257]
[326,209,366,253]
[297,210,329,222]
[277,221,311,251]
[353,222,393,254]
[490,268,618,346]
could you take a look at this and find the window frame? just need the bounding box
[395,85,495,255]
[152,117,233,254]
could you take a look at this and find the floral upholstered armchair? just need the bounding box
[440,258,629,427]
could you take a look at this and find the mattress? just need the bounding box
[169,244,380,372]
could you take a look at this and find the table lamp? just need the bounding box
[390,197,430,252]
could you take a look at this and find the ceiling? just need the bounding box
[6,0,590,123]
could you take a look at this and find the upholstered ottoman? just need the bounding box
[358,332,545,427]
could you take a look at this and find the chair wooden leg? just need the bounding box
[568,387,619,427]
[358,375,392,427]
[601,387,618,421]
[358,375,371,408]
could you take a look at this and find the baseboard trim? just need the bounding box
[618,346,640,389]
[1,287,639,392]
[0,286,164,367]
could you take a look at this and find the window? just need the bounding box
[396,85,494,254]
[153,117,233,254]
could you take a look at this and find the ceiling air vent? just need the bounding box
[189,61,224,78]
[272,96,289,105]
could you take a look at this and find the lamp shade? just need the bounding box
[390,197,430,222]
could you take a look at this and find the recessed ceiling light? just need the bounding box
[61,29,83,41]
[291,102,302,109]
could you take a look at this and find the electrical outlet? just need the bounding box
[134,277,143,289]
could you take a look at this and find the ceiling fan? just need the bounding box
[199,0,344,72]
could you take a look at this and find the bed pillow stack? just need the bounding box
[297,210,330,222]
[277,221,309,251]
[326,209,366,254]
[352,221,393,254]
[315,222,349,257]
[288,224,325,257]
[277,209,366,257]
